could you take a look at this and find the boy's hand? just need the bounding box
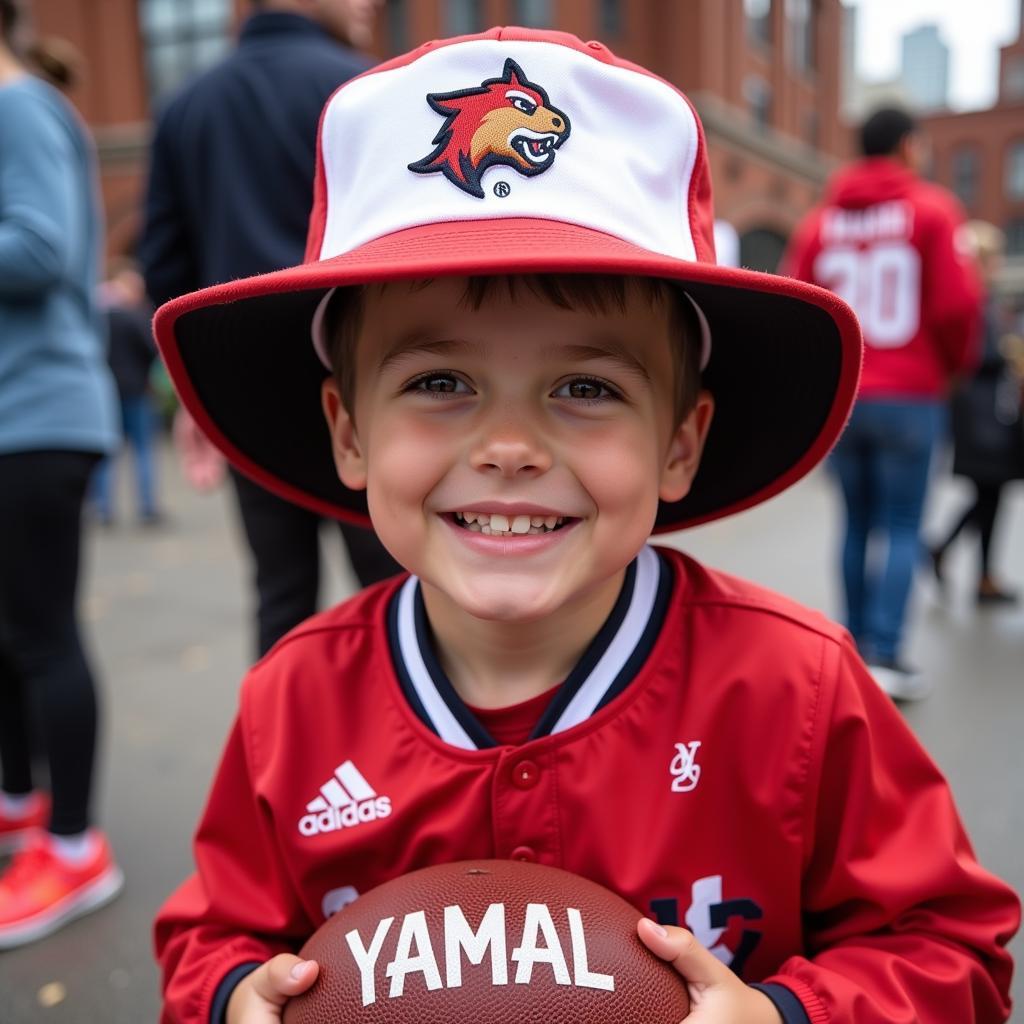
[637,919,783,1024]
[226,954,319,1023]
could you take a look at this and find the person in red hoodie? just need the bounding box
[784,107,981,702]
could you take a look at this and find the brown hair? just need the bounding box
[0,0,20,45]
[323,275,703,425]
[26,36,84,93]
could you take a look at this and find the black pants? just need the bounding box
[935,480,1004,576]
[229,468,402,658]
[0,451,101,835]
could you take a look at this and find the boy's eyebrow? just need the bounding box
[377,335,477,371]
[557,342,652,383]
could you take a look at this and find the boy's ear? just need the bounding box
[659,390,715,504]
[321,379,367,491]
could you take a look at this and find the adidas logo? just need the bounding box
[298,760,392,837]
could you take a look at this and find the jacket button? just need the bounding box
[511,845,537,863]
[512,760,539,789]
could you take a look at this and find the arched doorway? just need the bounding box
[739,227,788,273]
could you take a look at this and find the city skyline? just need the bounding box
[850,0,1020,110]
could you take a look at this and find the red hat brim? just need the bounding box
[156,217,861,531]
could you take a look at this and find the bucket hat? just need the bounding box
[154,26,861,531]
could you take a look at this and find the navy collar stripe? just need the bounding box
[528,556,637,741]
[388,545,669,749]
[594,550,674,714]
[547,545,662,734]
[394,577,477,749]
[412,585,497,749]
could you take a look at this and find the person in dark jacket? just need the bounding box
[929,221,1024,604]
[139,0,397,659]
[91,260,163,525]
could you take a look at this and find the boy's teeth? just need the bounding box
[455,511,568,534]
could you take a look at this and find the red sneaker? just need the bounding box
[0,829,124,948]
[0,792,50,854]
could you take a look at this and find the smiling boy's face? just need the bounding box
[322,277,713,625]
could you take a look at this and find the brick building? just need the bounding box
[921,0,1024,295]
[19,0,846,271]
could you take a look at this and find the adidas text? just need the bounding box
[300,796,392,836]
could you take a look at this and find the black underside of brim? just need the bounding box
[175,281,842,530]
[662,278,842,528]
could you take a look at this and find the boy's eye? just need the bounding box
[511,96,537,114]
[553,378,620,402]
[407,373,471,396]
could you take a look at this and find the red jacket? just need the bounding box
[155,547,1018,1023]
[784,159,981,399]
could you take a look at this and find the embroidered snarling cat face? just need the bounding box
[408,59,571,198]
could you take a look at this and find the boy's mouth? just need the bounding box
[451,511,571,536]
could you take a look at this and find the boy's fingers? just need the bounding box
[251,955,320,1005]
[637,918,733,987]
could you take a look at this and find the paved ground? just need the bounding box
[1,440,1021,1022]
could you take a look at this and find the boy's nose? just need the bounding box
[469,426,553,478]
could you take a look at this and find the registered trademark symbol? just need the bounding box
[493,181,511,198]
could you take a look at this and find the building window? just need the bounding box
[743,75,773,131]
[139,0,232,102]
[1005,218,1024,257]
[515,0,551,27]
[951,146,980,209]
[1006,140,1024,201]
[386,0,408,55]
[787,0,815,74]
[745,0,773,46]
[1003,56,1024,102]
[599,0,622,37]
[446,0,482,36]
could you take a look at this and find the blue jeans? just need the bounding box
[92,394,158,520]
[829,399,944,662]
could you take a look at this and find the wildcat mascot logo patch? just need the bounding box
[408,59,571,199]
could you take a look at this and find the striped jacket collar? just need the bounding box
[386,545,673,750]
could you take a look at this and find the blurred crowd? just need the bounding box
[0,0,1021,972]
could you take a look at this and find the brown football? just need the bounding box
[283,859,689,1024]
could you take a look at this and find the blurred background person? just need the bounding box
[139,0,399,661]
[0,0,123,945]
[91,259,164,528]
[929,221,1024,605]
[784,107,982,702]
[713,218,741,269]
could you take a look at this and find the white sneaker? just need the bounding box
[868,662,931,702]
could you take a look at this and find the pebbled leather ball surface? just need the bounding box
[284,859,690,1024]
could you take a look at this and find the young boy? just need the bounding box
[153,27,1019,1024]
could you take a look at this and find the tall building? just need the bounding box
[921,0,1024,295]
[900,23,949,112]
[20,0,847,273]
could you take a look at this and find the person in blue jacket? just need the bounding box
[0,0,123,946]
